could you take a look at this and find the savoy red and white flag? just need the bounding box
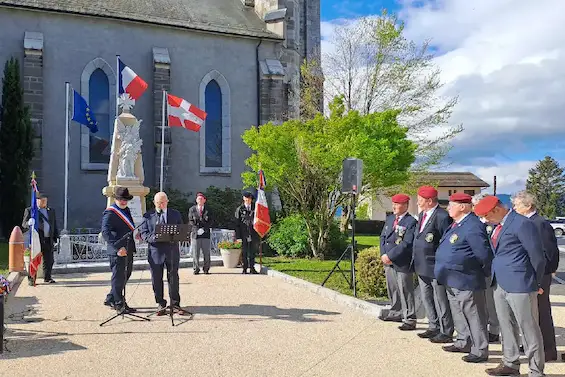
[253,170,271,238]
[167,94,207,132]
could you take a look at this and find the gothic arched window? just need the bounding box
[205,80,222,168]
[88,68,110,163]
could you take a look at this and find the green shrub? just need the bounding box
[355,246,387,298]
[356,202,370,220]
[267,214,309,257]
[325,220,349,259]
[201,186,242,229]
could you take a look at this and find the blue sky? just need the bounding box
[320,0,565,194]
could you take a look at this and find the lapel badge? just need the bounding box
[395,238,402,245]
[425,233,434,243]
[486,225,493,235]
[449,234,458,244]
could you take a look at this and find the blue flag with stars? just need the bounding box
[72,90,98,133]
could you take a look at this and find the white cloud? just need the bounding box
[321,0,565,193]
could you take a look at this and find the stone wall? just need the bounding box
[152,48,171,190]
[23,32,44,184]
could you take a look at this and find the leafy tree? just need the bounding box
[526,156,565,218]
[0,57,34,237]
[323,10,461,170]
[242,97,416,258]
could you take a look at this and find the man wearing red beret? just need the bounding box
[188,192,213,275]
[475,195,546,377]
[435,193,493,363]
[412,186,454,343]
[379,193,418,331]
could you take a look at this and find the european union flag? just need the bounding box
[72,90,98,133]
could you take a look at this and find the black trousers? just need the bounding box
[149,250,181,306]
[39,234,54,281]
[242,238,257,270]
[107,252,133,305]
[539,274,557,360]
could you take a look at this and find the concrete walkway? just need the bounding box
[2,268,565,377]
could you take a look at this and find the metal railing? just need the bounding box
[55,229,236,263]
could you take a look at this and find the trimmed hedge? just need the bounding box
[355,246,387,298]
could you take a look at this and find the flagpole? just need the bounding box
[160,90,166,191]
[64,82,70,231]
[116,55,120,117]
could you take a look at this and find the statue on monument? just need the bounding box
[116,119,143,179]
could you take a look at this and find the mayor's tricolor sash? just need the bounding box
[107,205,135,231]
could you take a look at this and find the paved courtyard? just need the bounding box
[2,268,565,376]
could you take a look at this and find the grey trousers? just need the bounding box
[446,286,489,358]
[485,276,500,335]
[538,274,557,360]
[493,283,545,377]
[385,266,416,325]
[191,238,211,272]
[418,275,454,336]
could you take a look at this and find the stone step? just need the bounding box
[53,256,224,274]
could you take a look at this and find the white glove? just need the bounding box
[197,228,204,236]
[28,218,34,226]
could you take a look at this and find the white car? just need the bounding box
[550,219,565,237]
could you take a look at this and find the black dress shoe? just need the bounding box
[429,334,453,343]
[124,303,137,313]
[249,268,259,274]
[44,279,56,284]
[485,363,519,376]
[442,345,470,353]
[418,330,439,339]
[193,270,200,275]
[242,269,248,274]
[204,270,210,275]
[398,323,416,331]
[378,314,403,322]
[462,354,488,363]
[488,333,500,343]
[104,299,115,308]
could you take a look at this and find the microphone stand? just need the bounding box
[100,219,151,326]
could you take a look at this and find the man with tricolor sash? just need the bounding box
[101,187,137,314]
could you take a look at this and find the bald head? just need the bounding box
[154,191,169,211]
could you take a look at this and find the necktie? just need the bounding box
[451,222,457,229]
[419,212,427,232]
[393,216,399,228]
[159,212,165,224]
[199,206,203,216]
[491,224,503,247]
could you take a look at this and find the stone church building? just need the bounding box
[0,0,321,228]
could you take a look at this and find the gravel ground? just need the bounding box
[2,268,564,377]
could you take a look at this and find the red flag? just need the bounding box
[253,170,271,238]
[167,93,207,132]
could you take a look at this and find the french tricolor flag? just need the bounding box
[118,58,148,100]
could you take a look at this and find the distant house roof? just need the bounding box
[417,172,490,188]
[0,0,282,40]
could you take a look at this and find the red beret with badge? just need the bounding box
[473,195,500,216]
[449,192,473,204]
[417,186,438,199]
[391,193,410,204]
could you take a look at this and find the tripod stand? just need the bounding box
[322,192,358,297]
[100,232,150,326]
[147,223,193,326]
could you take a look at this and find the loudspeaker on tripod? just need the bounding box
[341,158,363,194]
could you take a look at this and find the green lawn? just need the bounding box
[0,242,8,276]
[262,235,387,301]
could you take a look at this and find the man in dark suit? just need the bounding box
[475,195,546,377]
[188,192,213,275]
[412,186,454,343]
[511,190,559,362]
[101,187,137,314]
[235,191,259,274]
[379,193,418,330]
[22,193,59,284]
[473,193,501,343]
[435,193,493,363]
[140,191,186,315]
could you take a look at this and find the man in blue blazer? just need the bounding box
[101,187,137,314]
[379,193,418,331]
[140,191,185,315]
[435,193,493,363]
[475,195,546,377]
[412,186,454,343]
[511,190,559,362]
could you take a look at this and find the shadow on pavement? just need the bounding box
[192,304,341,323]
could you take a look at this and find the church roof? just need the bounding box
[0,0,282,40]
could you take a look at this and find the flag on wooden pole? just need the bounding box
[253,170,271,238]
